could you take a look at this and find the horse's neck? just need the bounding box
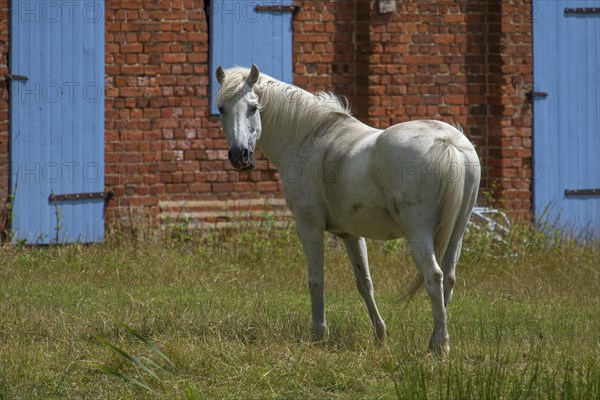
[256,89,313,164]
[254,82,373,165]
[256,108,299,165]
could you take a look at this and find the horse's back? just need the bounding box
[377,120,473,154]
[374,120,478,173]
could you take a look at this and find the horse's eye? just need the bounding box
[249,105,258,114]
[218,106,225,115]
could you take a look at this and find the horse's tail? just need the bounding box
[431,134,468,263]
[403,131,471,303]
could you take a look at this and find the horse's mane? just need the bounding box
[218,67,352,140]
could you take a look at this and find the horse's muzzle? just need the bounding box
[228,146,256,170]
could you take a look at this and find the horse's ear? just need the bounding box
[216,66,226,85]
[247,64,260,87]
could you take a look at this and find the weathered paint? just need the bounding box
[10,0,105,243]
[533,0,600,238]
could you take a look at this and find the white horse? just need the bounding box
[215,64,480,355]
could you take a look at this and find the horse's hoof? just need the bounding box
[374,329,387,348]
[312,323,328,341]
[375,335,388,350]
[375,320,387,341]
[429,337,450,357]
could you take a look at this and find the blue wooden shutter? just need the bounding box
[533,0,600,239]
[209,0,294,114]
[9,0,105,243]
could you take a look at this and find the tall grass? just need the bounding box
[0,217,598,399]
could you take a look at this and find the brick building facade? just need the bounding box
[0,0,533,235]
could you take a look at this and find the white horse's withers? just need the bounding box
[215,64,481,355]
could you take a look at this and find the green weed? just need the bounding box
[0,217,598,399]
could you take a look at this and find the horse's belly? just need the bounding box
[322,164,404,239]
[326,205,404,240]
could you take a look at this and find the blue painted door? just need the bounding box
[533,1,600,239]
[209,0,294,114]
[9,0,105,243]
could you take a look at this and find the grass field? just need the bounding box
[0,219,599,399]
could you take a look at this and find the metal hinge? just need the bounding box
[565,8,600,14]
[49,191,114,202]
[564,188,600,197]
[255,4,300,13]
[6,74,28,82]
[527,91,548,102]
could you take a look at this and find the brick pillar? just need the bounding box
[293,1,359,108]
[105,0,210,228]
[485,0,533,217]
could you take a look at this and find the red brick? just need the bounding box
[122,43,143,54]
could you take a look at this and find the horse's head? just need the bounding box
[215,64,262,170]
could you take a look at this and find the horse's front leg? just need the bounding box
[342,236,387,343]
[295,220,327,340]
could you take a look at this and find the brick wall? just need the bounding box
[293,1,533,216]
[105,0,283,229]
[0,0,533,236]
[488,1,533,216]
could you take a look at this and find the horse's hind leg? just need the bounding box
[342,236,387,343]
[441,238,462,307]
[408,236,450,355]
[442,188,478,307]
